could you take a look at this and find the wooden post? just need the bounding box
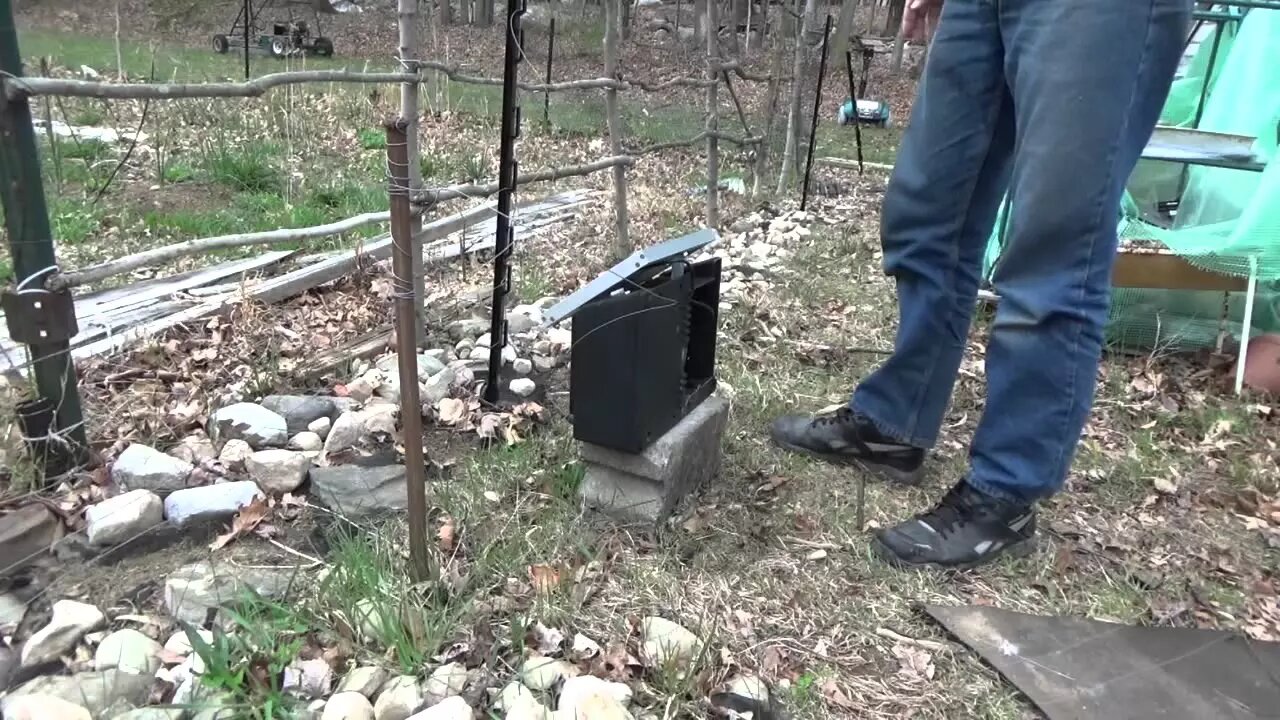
[0,0,89,469]
[544,17,556,126]
[705,0,720,228]
[603,0,631,255]
[243,0,252,81]
[384,120,433,583]
[398,0,426,347]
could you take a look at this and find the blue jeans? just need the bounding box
[852,0,1190,503]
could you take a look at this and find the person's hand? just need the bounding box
[902,0,943,44]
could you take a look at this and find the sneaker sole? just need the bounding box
[870,534,1038,571]
[770,435,924,485]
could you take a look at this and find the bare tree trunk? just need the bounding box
[867,0,880,35]
[114,0,125,80]
[622,0,634,39]
[833,0,858,62]
[604,0,631,254]
[440,0,452,26]
[751,3,787,198]
[882,0,905,36]
[706,0,720,228]
[398,0,426,345]
[776,0,817,194]
[694,0,708,41]
[461,0,473,25]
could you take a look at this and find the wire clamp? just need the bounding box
[2,266,78,344]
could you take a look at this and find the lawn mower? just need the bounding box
[212,0,361,59]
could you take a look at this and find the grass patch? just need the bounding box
[201,142,283,194]
[356,128,387,150]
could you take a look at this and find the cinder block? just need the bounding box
[580,395,730,523]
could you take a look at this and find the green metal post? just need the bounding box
[0,0,90,465]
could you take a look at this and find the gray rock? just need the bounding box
[20,599,106,667]
[447,318,488,341]
[406,696,473,720]
[512,358,533,376]
[324,692,375,720]
[2,694,91,720]
[110,709,186,720]
[288,431,324,452]
[308,416,332,439]
[111,444,193,494]
[346,379,376,404]
[94,628,163,674]
[324,412,364,455]
[0,592,26,629]
[261,395,337,434]
[376,353,447,380]
[163,480,262,528]
[468,347,489,362]
[0,504,61,574]
[245,449,311,494]
[310,465,411,517]
[3,670,152,717]
[581,395,730,524]
[164,560,292,625]
[532,355,557,373]
[85,490,163,546]
[421,367,457,405]
[283,657,333,698]
[217,439,253,472]
[0,646,17,693]
[337,666,389,698]
[210,403,288,449]
[508,305,543,333]
[419,354,447,377]
[169,434,217,464]
[423,661,468,704]
[373,675,422,720]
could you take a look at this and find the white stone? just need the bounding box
[504,695,552,720]
[493,681,535,712]
[640,617,702,669]
[169,434,217,465]
[373,675,423,720]
[346,379,376,404]
[283,657,333,698]
[532,355,557,373]
[454,339,474,356]
[20,600,106,667]
[547,327,572,352]
[111,444,193,494]
[406,696,472,720]
[94,628,162,674]
[164,628,212,657]
[323,692,375,720]
[422,367,457,405]
[337,666,388,697]
[468,347,490,362]
[557,676,634,720]
[512,358,533,375]
[510,378,536,398]
[210,403,289,449]
[423,661,468,704]
[163,481,262,528]
[217,439,253,472]
[85,489,163,546]
[163,561,290,626]
[325,411,364,455]
[500,345,518,366]
[2,694,91,720]
[362,403,399,437]
[245,449,311,494]
[509,305,544,333]
[288,431,324,452]
[475,332,492,348]
[520,656,576,691]
[308,416,332,439]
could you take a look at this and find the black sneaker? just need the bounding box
[872,481,1037,570]
[769,407,925,484]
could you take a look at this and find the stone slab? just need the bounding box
[580,395,730,523]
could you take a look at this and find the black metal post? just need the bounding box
[0,0,89,472]
[544,17,555,127]
[243,0,252,80]
[844,50,864,174]
[800,14,833,211]
[485,0,526,405]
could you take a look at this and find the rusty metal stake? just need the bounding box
[385,119,433,583]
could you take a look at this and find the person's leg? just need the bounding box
[771,0,1015,482]
[875,0,1190,568]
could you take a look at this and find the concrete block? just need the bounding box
[580,395,730,523]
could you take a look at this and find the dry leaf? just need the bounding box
[437,515,457,552]
[438,398,467,425]
[806,549,828,561]
[483,490,501,503]
[528,563,563,595]
[891,641,936,681]
[210,495,271,551]
[476,413,503,439]
[530,622,566,655]
[590,641,641,682]
[820,678,859,710]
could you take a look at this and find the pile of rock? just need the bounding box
[692,209,814,307]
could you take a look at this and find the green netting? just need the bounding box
[983,9,1280,352]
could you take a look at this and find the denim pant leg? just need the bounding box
[852,0,1015,448]
[968,0,1190,503]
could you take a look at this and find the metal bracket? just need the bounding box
[1,267,78,344]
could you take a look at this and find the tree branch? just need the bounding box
[4,70,418,101]
[412,156,635,205]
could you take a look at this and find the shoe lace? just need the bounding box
[813,407,855,427]
[919,484,980,536]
